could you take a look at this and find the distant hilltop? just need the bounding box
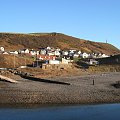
[0,32,119,55]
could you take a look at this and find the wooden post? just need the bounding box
[93,79,95,85]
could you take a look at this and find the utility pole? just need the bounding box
[36,53,38,67]
[14,54,15,68]
[93,79,95,85]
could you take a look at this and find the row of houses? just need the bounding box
[0,46,110,66]
[0,46,109,58]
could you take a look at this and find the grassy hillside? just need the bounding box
[0,54,33,68]
[0,32,119,55]
[89,65,120,72]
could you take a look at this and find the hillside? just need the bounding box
[0,32,119,55]
[0,54,33,68]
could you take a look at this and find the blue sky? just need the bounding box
[0,0,120,49]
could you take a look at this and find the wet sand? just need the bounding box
[0,72,120,105]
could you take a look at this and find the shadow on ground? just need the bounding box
[111,81,120,89]
[20,75,70,85]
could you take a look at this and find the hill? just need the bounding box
[0,32,119,55]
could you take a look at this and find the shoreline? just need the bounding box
[0,102,120,109]
[0,72,120,106]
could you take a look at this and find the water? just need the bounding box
[0,104,120,120]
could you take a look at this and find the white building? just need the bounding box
[80,52,89,58]
[9,51,18,55]
[54,50,60,56]
[47,52,55,56]
[78,51,82,54]
[73,54,79,58]
[49,60,60,64]
[3,52,9,54]
[40,49,47,55]
[24,49,29,54]
[19,49,29,54]
[62,51,69,56]
[0,47,4,52]
[89,59,99,65]
[101,54,109,58]
[69,50,76,53]
[46,46,51,50]
[36,51,39,55]
[30,50,36,55]
[56,48,61,51]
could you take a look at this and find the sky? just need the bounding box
[0,0,120,49]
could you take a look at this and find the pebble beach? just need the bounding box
[0,72,120,105]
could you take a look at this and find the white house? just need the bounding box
[36,51,39,55]
[0,47,4,52]
[9,51,18,55]
[80,52,89,58]
[73,54,79,58]
[24,49,29,54]
[101,54,109,58]
[19,49,29,54]
[54,50,60,56]
[14,51,19,54]
[56,48,61,51]
[62,51,69,56]
[3,52,9,54]
[78,51,82,54]
[69,50,76,53]
[47,51,55,56]
[40,49,47,55]
[29,50,37,56]
[89,59,99,65]
[46,46,51,50]
[49,60,60,64]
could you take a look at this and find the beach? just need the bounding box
[0,72,120,105]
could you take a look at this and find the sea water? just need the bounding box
[0,104,120,120]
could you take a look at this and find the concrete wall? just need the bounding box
[49,60,60,64]
[42,63,73,70]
